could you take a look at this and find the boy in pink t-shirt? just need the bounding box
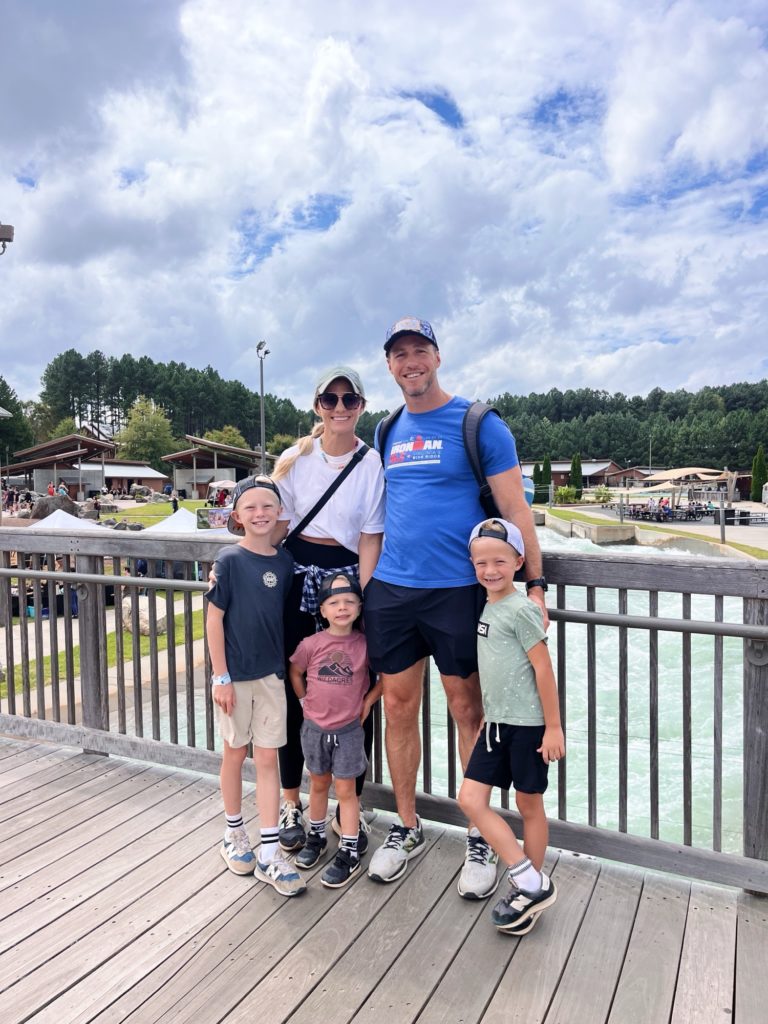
[289,572,381,888]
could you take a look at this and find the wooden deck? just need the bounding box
[1,737,766,1024]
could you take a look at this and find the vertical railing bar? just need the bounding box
[62,555,76,725]
[130,564,143,736]
[422,659,432,795]
[98,559,109,732]
[713,594,723,853]
[1,551,15,715]
[682,592,692,846]
[649,590,660,841]
[183,562,195,747]
[200,560,214,752]
[165,581,178,745]
[113,557,127,734]
[32,554,45,720]
[587,585,597,828]
[618,587,628,833]
[46,553,60,721]
[19,552,31,718]
[556,583,567,820]
[147,560,161,741]
[372,694,383,783]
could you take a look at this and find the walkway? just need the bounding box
[1,737,765,1024]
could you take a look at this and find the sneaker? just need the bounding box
[368,818,426,883]
[219,825,256,875]
[331,805,373,857]
[278,800,306,852]
[295,831,327,869]
[254,853,307,897]
[457,828,500,900]
[491,873,557,932]
[321,848,361,888]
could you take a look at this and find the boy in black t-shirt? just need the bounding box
[206,476,305,898]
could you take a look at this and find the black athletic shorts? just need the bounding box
[463,723,549,794]
[363,578,484,677]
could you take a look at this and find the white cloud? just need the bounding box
[1,0,768,412]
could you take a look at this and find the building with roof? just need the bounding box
[519,459,635,488]
[162,435,276,498]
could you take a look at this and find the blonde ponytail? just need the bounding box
[272,423,324,482]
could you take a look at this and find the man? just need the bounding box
[364,316,548,898]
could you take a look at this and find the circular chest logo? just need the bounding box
[262,571,278,589]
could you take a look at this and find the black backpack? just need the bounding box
[374,401,503,518]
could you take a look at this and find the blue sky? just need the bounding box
[1,0,768,411]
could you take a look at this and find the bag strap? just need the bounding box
[462,402,503,517]
[286,443,370,541]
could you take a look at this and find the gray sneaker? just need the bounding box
[457,828,500,900]
[278,800,306,852]
[368,817,426,883]
[254,852,307,897]
[219,825,256,875]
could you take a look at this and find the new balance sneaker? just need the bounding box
[278,800,307,852]
[295,831,327,869]
[219,825,256,875]
[491,873,557,932]
[321,848,361,889]
[331,806,372,857]
[368,817,426,883]
[254,853,307,897]
[457,828,500,900]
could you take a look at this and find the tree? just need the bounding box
[116,397,177,471]
[541,455,552,503]
[0,377,34,462]
[204,425,249,450]
[570,452,583,499]
[267,433,298,457]
[751,444,767,503]
[50,417,78,439]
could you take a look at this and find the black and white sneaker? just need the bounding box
[331,805,372,857]
[278,800,306,852]
[295,831,327,869]
[321,848,361,888]
[491,873,557,933]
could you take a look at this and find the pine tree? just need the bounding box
[541,455,552,504]
[751,444,767,502]
[570,452,583,499]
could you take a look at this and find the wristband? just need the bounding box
[212,672,232,686]
[525,577,548,593]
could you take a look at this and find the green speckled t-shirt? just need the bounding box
[476,590,547,725]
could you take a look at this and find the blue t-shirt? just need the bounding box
[373,396,519,587]
[205,544,294,681]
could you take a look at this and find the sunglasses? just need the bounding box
[317,392,364,411]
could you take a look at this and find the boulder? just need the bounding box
[121,596,167,635]
[29,494,81,520]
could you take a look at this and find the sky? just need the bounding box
[1,0,768,412]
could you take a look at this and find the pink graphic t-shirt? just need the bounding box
[290,630,370,730]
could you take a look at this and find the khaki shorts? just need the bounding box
[216,674,287,749]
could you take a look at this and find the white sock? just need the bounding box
[508,857,542,893]
[259,827,279,864]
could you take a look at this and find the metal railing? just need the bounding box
[1,525,767,892]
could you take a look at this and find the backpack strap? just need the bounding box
[462,402,503,517]
[374,404,405,466]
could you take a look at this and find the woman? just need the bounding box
[272,365,384,854]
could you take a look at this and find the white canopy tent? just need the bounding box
[27,509,104,531]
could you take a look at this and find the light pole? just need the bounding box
[256,340,270,474]
[0,405,12,526]
[0,223,13,255]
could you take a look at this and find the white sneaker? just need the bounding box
[368,817,426,883]
[457,828,500,899]
[219,825,256,875]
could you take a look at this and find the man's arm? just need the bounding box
[487,464,549,628]
[358,532,383,588]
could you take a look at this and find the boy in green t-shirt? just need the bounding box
[458,518,565,935]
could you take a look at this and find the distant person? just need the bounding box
[47,481,55,496]
[206,476,305,897]
[458,518,563,935]
[171,490,179,513]
[364,317,546,899]
[289,572,381,887]
[57,481,68,496]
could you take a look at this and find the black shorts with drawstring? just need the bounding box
[464,722,549,794]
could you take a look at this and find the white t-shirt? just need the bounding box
[276,438,385,553]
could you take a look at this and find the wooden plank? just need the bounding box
[411,850,560,1024]
[0,752,122,820]
[607,874,690,1024]
[543,862,644,1024]
[166,827,448,1024]
[0,741,69,780]
[734,892,768,1024]
[670,883,737,1024]
[0,775,212,941]
[289,831,474,1024]
[481,851,601,1024]
[2,807,231,1018]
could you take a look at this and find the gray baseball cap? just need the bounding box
[313,365,366,400]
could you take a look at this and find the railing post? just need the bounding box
[76,554,109,746]
[743,596,768,863]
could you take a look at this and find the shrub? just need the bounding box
[555,485,577,504]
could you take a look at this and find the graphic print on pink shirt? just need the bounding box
[290,630,370,730]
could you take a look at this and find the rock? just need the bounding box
[29,494,81,520]
[121,596,167,635]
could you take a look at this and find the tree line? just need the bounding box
[1,350,766,472]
